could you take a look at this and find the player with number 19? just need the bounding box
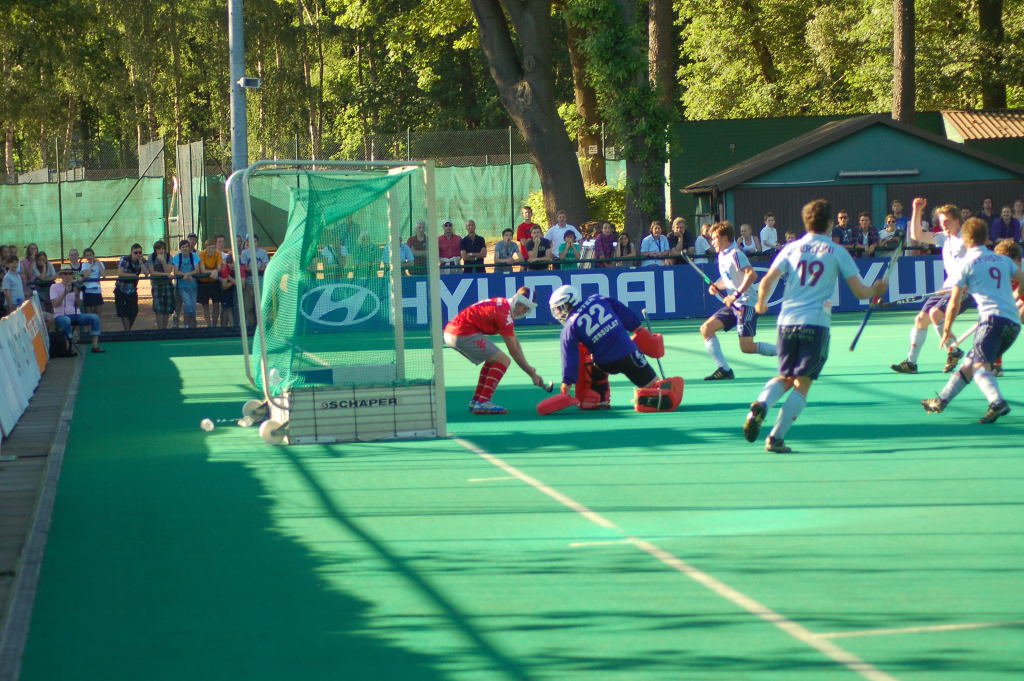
[743,199,888,453]
[700,221,776,380]
[921,218,1024,423]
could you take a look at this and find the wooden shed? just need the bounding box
[682,114,1024,235]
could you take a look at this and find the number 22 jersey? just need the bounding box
[772,232,859,328]
[559,294,641,382]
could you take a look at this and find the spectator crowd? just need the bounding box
[3,195,1023,339]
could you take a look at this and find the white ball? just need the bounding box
[268,368,281,384]
[200,418,215,432]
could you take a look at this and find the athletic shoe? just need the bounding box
[743,401,766,443]
[764,437,792,454]
[920,396,947,413]
[468,400,478,412]
[704,367,735,381]
[978,400,1010,424]
[993,365,1004,377]
[943,347,964,373]
[472,401,508,415]
[890,360,918,374]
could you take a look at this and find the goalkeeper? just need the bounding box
[549,285,681,411]
[444,286,546,414]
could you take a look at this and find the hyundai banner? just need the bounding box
[297,256,948,330]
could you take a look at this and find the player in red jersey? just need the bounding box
[443,286,546,414]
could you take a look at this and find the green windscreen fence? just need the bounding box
[0,178,164,258]
[206,160,628,245]
[252,167,436,398]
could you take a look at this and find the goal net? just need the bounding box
[229,161,445,444]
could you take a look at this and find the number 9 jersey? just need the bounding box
[771,233,860,328]
[559,294,642,384]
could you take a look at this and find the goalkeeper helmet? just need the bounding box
[549,284,581,324]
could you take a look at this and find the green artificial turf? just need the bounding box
[19,312,1024,681]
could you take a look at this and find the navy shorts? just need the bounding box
[922,292,976,315]
[969,317,1020,365]
[710,304,759,337]
[595,349,658,388]
[777,325,830,379]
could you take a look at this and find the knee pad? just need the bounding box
[634,377,684,412]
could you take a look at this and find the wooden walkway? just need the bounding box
[0,353,82,681]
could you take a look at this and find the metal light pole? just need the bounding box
[228,0,258,239]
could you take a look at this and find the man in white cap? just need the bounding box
[443,286,547,414]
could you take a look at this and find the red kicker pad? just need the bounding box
[537,393,580,415]
[631,327,665,358]
[576,344,611,409]
[634,377,684,412]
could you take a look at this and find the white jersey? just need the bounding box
[940,232,966,288]
[954,246,1021,323]
[717,243,757,306]
[772,233,859,327]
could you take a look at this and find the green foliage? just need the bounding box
[564,0,672,221]
[679,0,1024,118]
[527,182,625,227]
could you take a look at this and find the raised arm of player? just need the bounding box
[909,196,934,246]
[502,333,543,386]
[755,266,783,314]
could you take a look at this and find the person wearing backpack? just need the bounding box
[172,239,199,329]
[50,267,104,353]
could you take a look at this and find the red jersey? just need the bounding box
[517,221,538,257]
[445,297,515,337]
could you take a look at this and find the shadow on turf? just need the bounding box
[19,345,473,681]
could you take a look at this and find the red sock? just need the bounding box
[994,357,1003,368]
[473,362,508,403]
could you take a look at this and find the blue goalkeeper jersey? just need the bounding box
[560,294,642,383]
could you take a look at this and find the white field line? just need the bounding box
[467,476,516,482]
[452,436,901,681]
[817,620,1024,640]
[293,345,332,367]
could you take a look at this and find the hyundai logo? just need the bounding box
[300,283,381,326]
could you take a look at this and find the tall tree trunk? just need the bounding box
[978,0,1007,108]
[566,23,606,186]
[648,0,675,111]
[892,0,915,122]
[470,0,588,225]
[737,0,778,85]
[615,0,664,237]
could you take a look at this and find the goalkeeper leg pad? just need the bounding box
[631,327,665,358]
[537,393,580,415]
[635,377,684,412]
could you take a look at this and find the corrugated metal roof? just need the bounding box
[683,114,1024,193]
[942,110,1024,140]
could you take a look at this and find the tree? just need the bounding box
[892,0,915,122]
[566,0,672,236]
[468,0,588,224]
[977,0,1007,108]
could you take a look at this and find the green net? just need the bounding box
[0,177,165,257]
[250,167,435,398]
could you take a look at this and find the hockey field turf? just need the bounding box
[18,310,1024,681]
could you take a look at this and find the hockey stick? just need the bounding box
[640,308,666,380]
[874,289,946,309]
[849,239,904,351]
[680,253,742,310]
[947,321,979,349]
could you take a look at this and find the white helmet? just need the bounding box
[549,284,581,324]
